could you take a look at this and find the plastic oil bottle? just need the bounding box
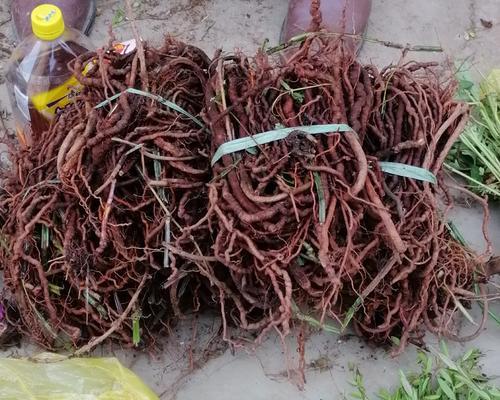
[6,4,92,148]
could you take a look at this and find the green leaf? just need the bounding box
[399,370,418,400]
[83,289,108,319]
[446,221,467,246]
[488,388,500,398]
[433,349,456,371]
[112,8,125,26]
[132,310,141,346]
[266,32,309,54]
[439,369,454,384]
[378,388,391,399]
[281,81,305,104]
[291,301,340,334]
[129,88,206,129]
[438,377,457,400]
[351,346,500,400]
[487,309,500,326]
[313,172,326,224]
[48,284,62,296]
[440,341,450,357]
[454,375,491,400]
[445,164,500,198]
[211,124,353,166]
[95,88,206,130]
[462,348,479,363]
[281,80,293,92]
[418,376,430,395]
[378,162,437,184]
[471,164,482,181]
[41,225,50,251]
[246,146,258,155]
[454,59,479,100]
[342,297,363,331]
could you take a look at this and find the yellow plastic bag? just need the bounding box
[0,353,159,400]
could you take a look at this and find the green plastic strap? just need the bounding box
[211,124,352,166]
[379,161,437,184]
[212,124,437,184]
[95,88,205,129]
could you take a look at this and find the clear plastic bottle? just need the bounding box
[6,4,93,148]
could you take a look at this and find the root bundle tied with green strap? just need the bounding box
[201,31,491,354]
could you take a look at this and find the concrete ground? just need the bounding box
[0,0,499,399]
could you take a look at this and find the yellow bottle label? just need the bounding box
[30,75,81,118]
[29,61,94,118]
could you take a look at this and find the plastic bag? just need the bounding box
[0,353,159,400]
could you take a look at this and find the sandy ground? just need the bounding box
[0,1,499,399]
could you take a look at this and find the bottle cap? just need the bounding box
[31,4,65,41]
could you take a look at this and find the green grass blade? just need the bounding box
[448,69,500,199]
[351,346,500,400]
[313,172,326,224]
[94,91,122,108]
[94,88,205,129]
[445,164,500,197]
[211,124,353,166]
[291,302,340,334]
[48,284,62,296]
[83,289,108,319]
[41,225,50,251]
[379,162,437,184]
[132,311,141,347]
[126,88,205,129]
[438,377,457,400]
[342,297,362,331]
[399,370,418,400]
[446,221,467,246]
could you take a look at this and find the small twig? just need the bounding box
[266,31,443,55]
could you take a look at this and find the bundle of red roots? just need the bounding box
[0,27,492,353]
[0,37,212,350]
